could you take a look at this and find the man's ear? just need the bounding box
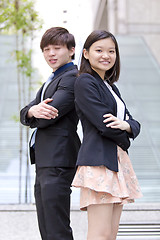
[83,49,89,59]
[69,47,75,57]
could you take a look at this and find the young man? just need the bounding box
[20,27,81,240]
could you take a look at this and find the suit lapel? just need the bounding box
[43,75,61,99]
[35,73,62,102]
[35,84,44,102]
[38,65,77,101]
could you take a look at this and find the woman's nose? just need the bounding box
[102,52,109,58]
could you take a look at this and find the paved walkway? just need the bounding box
[0,203,160,240]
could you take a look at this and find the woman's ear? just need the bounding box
[83,49,89,59]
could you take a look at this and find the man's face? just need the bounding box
[43,44,75,71]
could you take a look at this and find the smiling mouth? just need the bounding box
[100,61,110,64]
[49,59,57,64]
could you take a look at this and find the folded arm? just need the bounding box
[20,75,75,129]
[103,85,141,140]
[27,98,58,120]
[103,113,132,133]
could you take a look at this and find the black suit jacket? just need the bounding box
[74,72,140,172]
[20,64,81,167]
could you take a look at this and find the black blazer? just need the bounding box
[74,72,140,172]
[20,65,81,167]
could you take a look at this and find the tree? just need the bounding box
[0,0,43,203]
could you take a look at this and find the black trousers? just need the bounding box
[34,166,76,240]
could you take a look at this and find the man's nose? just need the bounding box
[49,49,56,56]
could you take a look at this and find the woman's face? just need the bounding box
[84,38,116,79]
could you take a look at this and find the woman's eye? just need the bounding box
[96,49,102,53]
[109,50,115,54]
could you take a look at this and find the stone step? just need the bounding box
[0,204,160,240]
[117,237,160,240]
[118,223,160,237]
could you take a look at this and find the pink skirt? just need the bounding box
[72,147,143,211]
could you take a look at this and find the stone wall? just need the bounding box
[95,0,160,65]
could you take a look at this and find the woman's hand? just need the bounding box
[27,98,58,120]
[103,113,131,133]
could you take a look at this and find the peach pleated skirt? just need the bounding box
[72,147,143,211]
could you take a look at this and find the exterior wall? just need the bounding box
[94,0,160,65]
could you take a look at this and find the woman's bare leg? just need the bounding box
[87,203,123,240]
[87,204,113,240]
[111,204,123,240]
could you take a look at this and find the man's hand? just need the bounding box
[103,113,131,133]
[27,98,58,120]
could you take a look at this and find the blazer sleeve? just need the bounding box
[20,87,42,127]
[75,74,130,151]
[20,73,76,129]
[125,109,141,139]
[112,84,141,139]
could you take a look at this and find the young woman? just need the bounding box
[72,30,142,240]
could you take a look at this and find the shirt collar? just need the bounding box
[53,62,74,77]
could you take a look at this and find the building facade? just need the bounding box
[94,0,160,64]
